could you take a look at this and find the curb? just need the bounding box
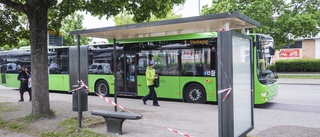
[279,83,320,86]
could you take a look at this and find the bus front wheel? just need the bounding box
[184,83,206,103]
[95,80,109,97]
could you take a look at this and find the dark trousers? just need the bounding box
[143,85,158,105]
[19,82,31,101]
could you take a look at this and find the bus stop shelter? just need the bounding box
[70,11,260,137]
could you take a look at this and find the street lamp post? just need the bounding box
[198,0,201,15]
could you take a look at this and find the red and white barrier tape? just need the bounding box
[219,88,253,101]
[68,80,90,93]
[216,53,254,101]
[96,93,132,113]
[165,127,192,137]
[69,86,84,93]
[218,87,232,102]
[79,80,90,91]
[217,53,232,88]
[70,80,191,137]
[216,53,233,101]
[96,93,192,137]
[217,88,232,94]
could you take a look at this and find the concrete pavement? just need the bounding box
[0,78,319,137]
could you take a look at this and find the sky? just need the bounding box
[82,0,212,29]
[82,0,212,43]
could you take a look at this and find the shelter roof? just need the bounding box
[70,12,260,40]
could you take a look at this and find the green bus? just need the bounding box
[0,32,278,104]
[0,46,70,91]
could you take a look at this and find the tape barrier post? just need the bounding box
[70,80,89,128]
[76,34,82,128]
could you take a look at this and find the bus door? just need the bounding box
[1,66,5,84]
[0,60,5,84]
[115,52,137,96]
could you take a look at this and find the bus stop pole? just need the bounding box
[113,38,117,112]
[77,34,82,128]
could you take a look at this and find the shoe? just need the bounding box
[29,99,32,102]
[153,104,160,107]
[142,99,146,105]
[18,100,24,102]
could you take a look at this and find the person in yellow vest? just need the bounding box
[142,60,159,106]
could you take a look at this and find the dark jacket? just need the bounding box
[17,70,30,83]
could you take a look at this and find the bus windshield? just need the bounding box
[256,35,277,84]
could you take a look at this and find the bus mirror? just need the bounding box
[269,47,275,55]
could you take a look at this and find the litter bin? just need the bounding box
[72,85,88,111]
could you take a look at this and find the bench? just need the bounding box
[91,110,142,134]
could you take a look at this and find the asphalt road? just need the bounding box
[256,84,320,113]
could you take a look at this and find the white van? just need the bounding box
[89,63,111,74]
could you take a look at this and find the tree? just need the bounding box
[61,13,91,46]
[201,0,320,49]
[0,0,186,116]
[114,11,182,26]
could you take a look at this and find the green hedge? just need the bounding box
[267,59,320,72]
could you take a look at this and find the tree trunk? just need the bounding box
[26,1,51,115]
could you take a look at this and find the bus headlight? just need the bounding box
[261,92,268,97]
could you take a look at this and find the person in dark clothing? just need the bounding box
[17,66,31,102]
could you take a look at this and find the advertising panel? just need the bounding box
[279,49,300,58]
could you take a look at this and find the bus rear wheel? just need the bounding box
[184,83,206,103]
[95,80,109,97]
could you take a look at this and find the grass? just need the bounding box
[40,117,108,137]
[278,75,320,79]
[0,102,26,131]
[0,102,108,137]
[0,102,15,113]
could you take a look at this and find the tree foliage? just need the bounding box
[1,0,186,47]
[61,13,91,46]
[202,0,320,49]
[114,11,183,26]
[0,0,186,116]
[0,4,29,49]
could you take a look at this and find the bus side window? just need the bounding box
[163,50,179,75]
[138,52,148,75]
[181,49,195,76]
[203,48,212,76]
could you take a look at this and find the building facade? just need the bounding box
[275,33,320,60]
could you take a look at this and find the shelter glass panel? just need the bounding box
[232,35,252,136]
